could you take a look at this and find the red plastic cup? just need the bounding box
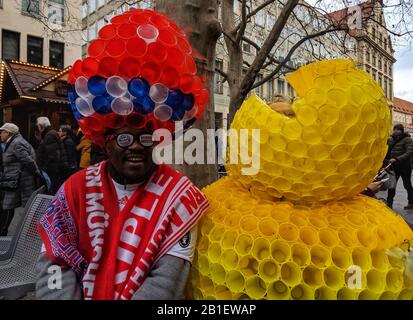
[179,74,194,94]
[149,14,170,28]
[191,76,203,93]
[141,61,161,84]
[99,24,117,40]
[165,47,185,68]
[119,57,141,79]
[105,38,126,57]
[178,36,192,54]
[184,54,197,75]
[72,60,84,79]
[98,56,118,78]
[158,27,178,47]
[82,57,99,78]
[147,42,167,63]
[160,66,179,88]
[126,38,147,58]
[169,20,186,37]
[111,14,132,25]
[88,39,106,58]
[118,23,138,39]
[130,12,151,24]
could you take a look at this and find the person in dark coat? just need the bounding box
[36,117,69,195]
[59,125,79,178]
[386,123,413,209]
[0,123,42,235]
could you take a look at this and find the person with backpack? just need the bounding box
[36,117,69,194]
[386,123,413,209]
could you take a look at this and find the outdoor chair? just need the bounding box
[0,186,53,300]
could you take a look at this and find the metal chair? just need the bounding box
[0,186,53,300]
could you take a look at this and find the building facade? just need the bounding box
[0,0,82,69]
[393,97,413,134]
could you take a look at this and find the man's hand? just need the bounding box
[389,158,397,164]
[367,181,383,194]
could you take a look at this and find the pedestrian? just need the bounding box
[35,117,69,194]
[76,131,92,169]
[59,124,78,178]
[0,123,43,236]
[386,123,413,209]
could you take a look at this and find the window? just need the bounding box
[378,74,382,87]
[214,60,224,94]
[82,2,88,18]
[277,79,284,94]
[89,0,96,13]
[98,0,105,9]
[366,66,371,74]
[2,30,20,60]
[267,80,274,101]
[49,0,65,25]
[287,83,294,97]
[378,57,382,69]
[267,14,275,30]
[384,39,388,50]
[243,32,252,53]
[255,11,265,27]
[49,41,64,68]
[384,79,388,98]
[27,36,43,65]
[372,70,376,81]
[22,0,40,15]
[389,64,392,75]
[89,23,96,41]
[254,74,263,96]
[365,51,370,63]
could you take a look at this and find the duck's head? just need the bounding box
[227,59,391,203]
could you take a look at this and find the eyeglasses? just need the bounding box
[106,133,154,148]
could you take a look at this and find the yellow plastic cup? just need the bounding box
[386,269,404,292]
[303,264,323,288]
[197,236,209,254]
[366,269,386,292]
[209,225,225,242]
[337,287,359,300]
[245,276,267,300]
[225,270,246,293]
[278,223,299,242]
[258,259,280,283]
[352,247,372,270]
[215,285,234,300]
[221,230,238,249]
[398,289,413,300]
[370,249,389,270]
[238,255,259,279]
[291,243,311,267]
[323,266,345,290]
[310,245,331,268]
[291,284,314,300]
[315,286,337,300]
[318,228,339,247]
[358,289,381,300]
[197,253,210,276]
[240,215,259,233]
[379,291,397,300]
[258,218,278,237]
[252,238,271,260]
[207,242,222,263]
[280,261,302,287]
[331,246,352,270]
[235,234,254,256]
[300,226,319,246]
[271,240,291,263]
[338,228,358,247]
[221,249,239,270]
[357,228,378,249]
[210,263,226,285]
[201,218,214,236]
[267,281,290,300]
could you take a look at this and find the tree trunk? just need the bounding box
[155,0,222,188]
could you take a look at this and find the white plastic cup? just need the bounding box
[153,104,173,122]
[75,96,94,116]
[75,76,90,98]
[149,83,169,104]
[111,96,133,115]
[106,76,128,98]
[137,24,159,44]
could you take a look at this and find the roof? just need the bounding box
[0,60,71,105]
[327,0,375,36]
[393,97,413,115]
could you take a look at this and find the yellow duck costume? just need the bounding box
[188,59,413,300]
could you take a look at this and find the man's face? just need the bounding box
[105,126,156,184]
[393,129,403,136]
[0,130,10,143]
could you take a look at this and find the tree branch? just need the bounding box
[232,0,276,33]
[235,0,248,44]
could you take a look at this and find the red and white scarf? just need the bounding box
[38,161,209,300]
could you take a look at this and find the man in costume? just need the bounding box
[36,9,209,300]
